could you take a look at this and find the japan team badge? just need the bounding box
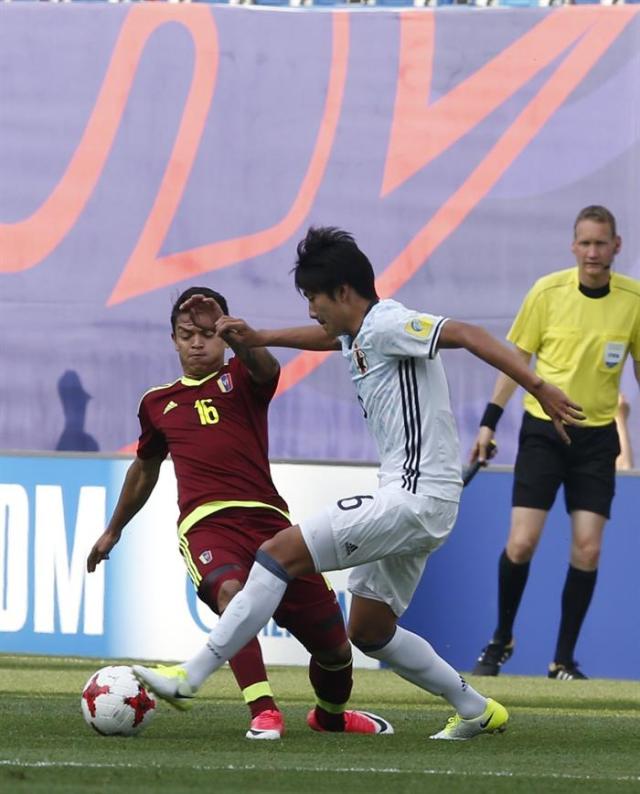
[353,344,368,374]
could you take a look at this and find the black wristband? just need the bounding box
[480,402,503,431]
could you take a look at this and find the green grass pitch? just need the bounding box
[0,654,638,794]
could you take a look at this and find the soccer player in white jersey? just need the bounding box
[134,227,583,739]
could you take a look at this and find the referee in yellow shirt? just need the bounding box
[471,205,640,680]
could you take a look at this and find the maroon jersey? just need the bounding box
[137,356,288,528]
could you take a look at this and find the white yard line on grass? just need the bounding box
[1,760,639,783]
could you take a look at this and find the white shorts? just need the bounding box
[299,486,458,616]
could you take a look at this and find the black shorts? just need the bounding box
[512,412,620,519]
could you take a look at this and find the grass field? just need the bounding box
[0,655,638,794]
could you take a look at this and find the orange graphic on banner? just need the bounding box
[0,9,350,306]
[381,7,629,196]
[108,12,350,305]
[0,5,218,274]
[276,6,638,399]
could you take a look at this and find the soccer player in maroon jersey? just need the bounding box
[86,286,392,740]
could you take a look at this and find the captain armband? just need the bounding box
[480,402,504,431]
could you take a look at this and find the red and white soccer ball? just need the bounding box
[81,665,157,736]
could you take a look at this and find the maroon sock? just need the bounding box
[309,655,353,731]
[228,638,278,717]
[248,696,278,719]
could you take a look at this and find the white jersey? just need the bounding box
[339,299,463,502]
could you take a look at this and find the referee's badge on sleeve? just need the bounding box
[603,341,625,368]
[404,316,433,340]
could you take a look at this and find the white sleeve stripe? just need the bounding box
[428,317,448,359]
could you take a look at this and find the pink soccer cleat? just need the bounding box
[307,708,393,735]
[246,708,285,740]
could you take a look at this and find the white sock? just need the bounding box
[184,559,288,690]
[365,626,486,718]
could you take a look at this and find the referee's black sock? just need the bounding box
[554,565,597,665]
[494,549,530,645]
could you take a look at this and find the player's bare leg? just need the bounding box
[349,596,508,739]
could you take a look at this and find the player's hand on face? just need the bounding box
[180,295,224,332]
[537,383,585,445]
[86,530,121,573]
[215,317,259,346]
[471,427,497,465]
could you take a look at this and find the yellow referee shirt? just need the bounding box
[508,268,640,426]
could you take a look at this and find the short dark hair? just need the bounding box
[292,227,378,301]
[171,287,229,332]
[574,205,617,238]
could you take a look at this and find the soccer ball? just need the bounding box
[81,665,157,736]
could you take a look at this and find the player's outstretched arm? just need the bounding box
[181,293,340,352]
[219,321,281,384]
[86,455,162,573]
[216,317,341,352]
[439,320,584,444]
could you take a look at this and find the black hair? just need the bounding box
[292,227,378,301]
[574,205,617,239]
[170,287,229,332]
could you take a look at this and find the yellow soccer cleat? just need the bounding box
[132,663,195,712]
[430,698,508,740]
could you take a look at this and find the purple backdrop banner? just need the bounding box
[1,5,639,461]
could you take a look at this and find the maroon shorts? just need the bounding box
[181,507,348,654]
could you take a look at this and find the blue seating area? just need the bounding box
[197,0,631,6]
[216,0,632,5]
[1,0,635,6]
[192,0,625,5]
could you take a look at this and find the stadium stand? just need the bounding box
[1,0,636,6]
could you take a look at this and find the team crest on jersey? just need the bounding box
[353,344,368,374]
[404,316,433,340]
[217,374,233,393]
[199,550,213,565]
